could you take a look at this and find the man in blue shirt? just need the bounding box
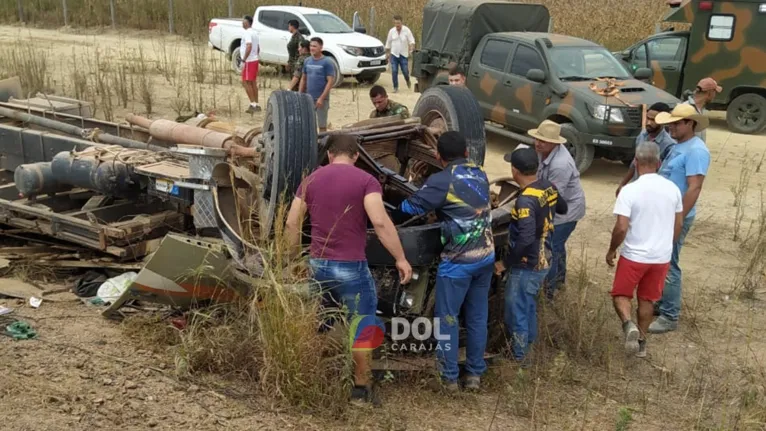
[397,131,494,392]
[615,102,676,197]
[649,103,711,334]
[299,37,335,132]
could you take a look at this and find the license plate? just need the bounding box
[155,179,179,195]
[370,60,381,66]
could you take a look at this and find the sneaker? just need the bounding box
[427,377,459,394]
[622,320,640,355]
[406,80,412,89]
[392,88,398,94]
[648,316,678,334]
[253,105,262,112]
[636,339,647,358]
[350,385,381,407]
[464,376,481,392]
[245,105,254,114]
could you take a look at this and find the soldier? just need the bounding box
[288,40,310,92]
[286,19,305,75]
[448,63,466,86]
[385,15,416,93]
[528,120,586,300]
[369,85,410,119]
[649,104,710,334]
[683,77,721,142]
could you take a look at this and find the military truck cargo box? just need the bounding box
[413,0,680,174]
[617,0,766,134]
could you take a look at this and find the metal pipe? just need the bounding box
[484,123,535,145]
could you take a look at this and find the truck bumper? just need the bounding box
[337,55,387,76]
[579,132,636,149]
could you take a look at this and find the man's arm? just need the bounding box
[673,212,683,243]
[616,163,636,197]
[299,72,307,93]
[545,164,570,195]
[606,215,629,266]
[505,198,537,267]
[682,175,705,218]
[364,192,412,284]
[398,174,448,216]
[385,29,392,59]
[243,33,252,60]
[285,196,308,257]
[407,27,416,53]
[317,68,334,106]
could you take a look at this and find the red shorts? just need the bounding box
[610,256,670,302]
[242,61,259,82]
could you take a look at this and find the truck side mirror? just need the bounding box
[354,26,367,34]
[299,27,310,36]
[621,50,631,61]
[526,69,546,83]
[634,67,652,80]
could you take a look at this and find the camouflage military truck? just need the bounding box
[616,0,766,134]
[411,0,680,173]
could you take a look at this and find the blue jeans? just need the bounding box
[390,55,410,90]
[308,259,378,320]
[505,267,549,361]
[658,216,695,321]
[545,221,578,299]
[434,263,493,383]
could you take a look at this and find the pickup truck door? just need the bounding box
[466,38,515,126]
[627,35,687,96]
[255,10,286,64]
[503,43,549,131]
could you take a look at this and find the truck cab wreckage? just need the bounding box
[0,76,519,362]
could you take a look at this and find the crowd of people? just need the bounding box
[235,13,715,409]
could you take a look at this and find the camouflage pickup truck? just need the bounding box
[617,0,766,134]
[411,0,680,174]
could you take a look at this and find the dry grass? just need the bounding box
[2,0,672,50]
[0,40,49,95]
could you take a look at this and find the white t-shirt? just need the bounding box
[613,173,683,264]
[385,26,415,58]
[241,28,260,63]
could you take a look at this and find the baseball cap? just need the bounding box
[503,147,539,173]
[696,77,722,93]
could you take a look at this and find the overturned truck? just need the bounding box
[0,79,518,358]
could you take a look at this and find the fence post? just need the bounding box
[168,0,174,34]
[62,0,68,26]
[369,7,375,39]
[16,0,23,22]
[110,0,116,29]
[228,0,234,17]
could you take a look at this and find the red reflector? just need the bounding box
[208,22,217,32]
[699,1,713,10]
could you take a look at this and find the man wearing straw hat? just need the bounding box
[527,120,585,300]
[648,103,711,334]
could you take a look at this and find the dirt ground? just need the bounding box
[1,26,765,430]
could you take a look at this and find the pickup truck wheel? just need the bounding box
[326,56,344,88]
[259,90,318,238]
[413,86,486,165]
[560,123,595,174]
[726,93,766,134]
[231,49,244,74]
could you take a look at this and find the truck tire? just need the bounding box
[326,55,344,88]
[560,123,595,174]
[413,85,486,165]
[726,93,766,135]
[231,49,244,74]
[259,90,318,237]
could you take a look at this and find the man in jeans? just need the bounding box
[497,147,567,363]
[649,103,710,334]
[397,132,494,392]
[606,141,683,358]
[530,120,586,300]
[300,37,335,132]
[385,15,416,93]
[285,134,412,406]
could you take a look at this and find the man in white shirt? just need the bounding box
[606,141,683,359]
[241,15,261,113]
[385,15,416,93]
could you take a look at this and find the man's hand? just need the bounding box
[316,98,324,109]
[606,249,617,267]
[396,259,413,284]
[494,261,506,276]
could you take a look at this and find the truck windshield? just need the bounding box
[304,13,353,33]
[551,47,632,81]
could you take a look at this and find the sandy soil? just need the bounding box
[1,26,765,430]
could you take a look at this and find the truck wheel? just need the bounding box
[259,90,318,237]
[231,49,244,74]
[726,93,766,135]
[326,56,344,88]
[356,73,381,86]
[560,123,595,174]
[413,85,486,165]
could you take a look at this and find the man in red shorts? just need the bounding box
[241,15,261,113]
[606,141,683,358]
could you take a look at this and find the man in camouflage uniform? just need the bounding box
[288,40,310,92]
[286,19,305,74]
[369,85,410,119]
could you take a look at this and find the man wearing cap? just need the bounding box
[649,103,711,334]
[616,102,676,197]
[497,147,568,363]
[683,77,722,142]
[528,120,585,300]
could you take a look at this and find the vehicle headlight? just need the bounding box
[339,45,364,56]
[591,104,625,123]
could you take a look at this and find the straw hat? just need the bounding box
[655,103,709,133]
[527,120,567,144]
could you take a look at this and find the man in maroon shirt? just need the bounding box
[285,133,412,406]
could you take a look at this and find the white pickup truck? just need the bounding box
[208,5,388,87]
